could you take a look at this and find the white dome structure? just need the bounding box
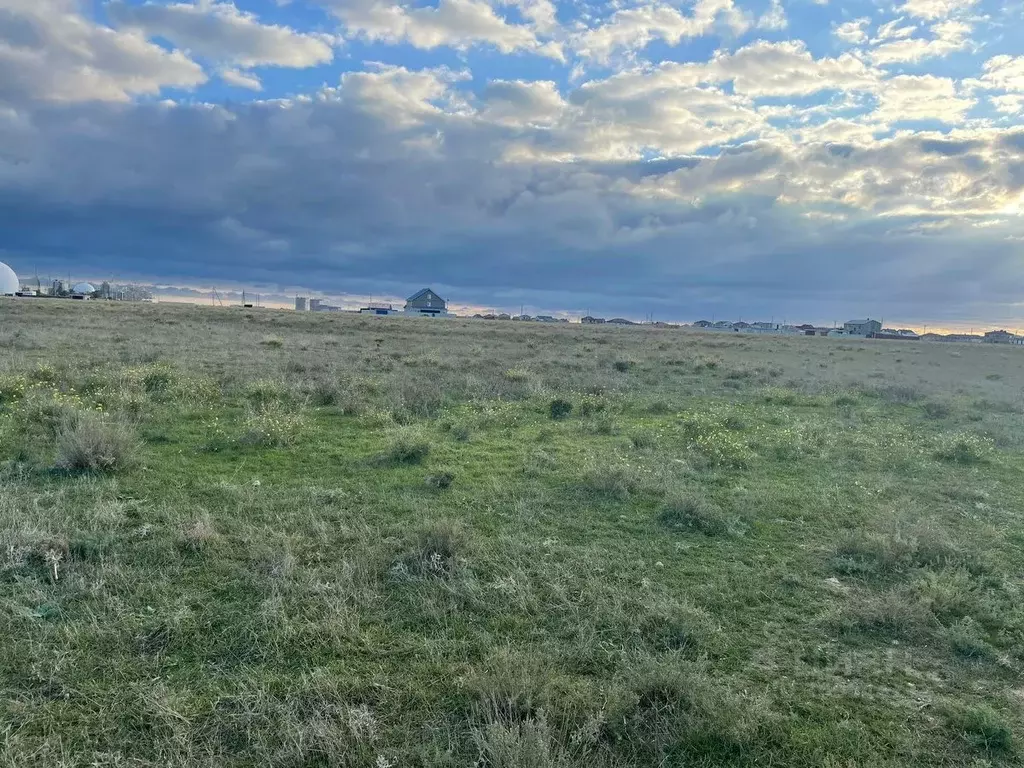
[0,261,18,295]
[72,282,96,295]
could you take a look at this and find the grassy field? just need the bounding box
[2,299,1023,767]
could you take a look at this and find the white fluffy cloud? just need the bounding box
[481,79,566,126]
[323,0,561,58]
[0,0,205,104]
[899,0,978,20]
[868,19,971,64]
[833,17,869,44]
[978,55,1024,92]
[758,0,788,31]
[220,67,262,89]
[571,0,749,63]
[874,74,974,123]
[106,1,335,69]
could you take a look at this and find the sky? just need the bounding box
[0,0,1023,325]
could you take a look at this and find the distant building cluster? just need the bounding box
[294,288,451,317]
[4,259,1023,347]
[0,261,152,302]
[920,330,1024,345]
[686,318,924,340]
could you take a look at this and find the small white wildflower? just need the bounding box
[655,561,664,569]
[44,548,63,581]
[252,478,261,488]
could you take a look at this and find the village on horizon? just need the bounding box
[3,259,1022,346]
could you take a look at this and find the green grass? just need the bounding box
[1,300,1023,766]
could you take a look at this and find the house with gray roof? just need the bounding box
[404,288,448,317]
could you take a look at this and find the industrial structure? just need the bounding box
[0,261,18,295]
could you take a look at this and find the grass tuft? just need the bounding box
[54,411,141,473]
[549,398,572,420]
[384,428,431,464]
[945,704,1014,756]
[400,521,465,578]
[657,492,732,536]
[935,432,994,465]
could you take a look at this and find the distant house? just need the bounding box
[873,328,920,341]
[844,319,882,336]
[581,316,606,324]
[983,330,1023,344]
[732,321,750,330]
[692,320,713,328]
[535,315,557,323]
[404,288,448,317]
[607,318,634,325]
[359,303,399,316]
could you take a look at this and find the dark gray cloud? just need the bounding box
[1,0,1024,325]
[2,76,1023,323]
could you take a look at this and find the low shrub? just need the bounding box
[612,360,634,373]
[243,378,290,406]
[239,401,307,447]
[945,704,1014,756]
[943,618,997,661]
[307,376,341,406]
[630,431,656,449]
[549,398,572,420]
[400,521,466,578]
[830,520,972,577]
[384,428,431,464]
[870,384,924,404]
[935,432,994,465]
[426,471,455,490]
[55,411,141,473]
[922,401,952,420]
[580,461,645,501]
[658,493,732,536]
[836,588,934,640]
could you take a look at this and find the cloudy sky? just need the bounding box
[0,0,1022,324]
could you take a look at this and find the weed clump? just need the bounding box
[923,401,952,420]
[55,411,141,473]
[836,588,934,640]
[503,367,531,383]
[581,461,645,501]
[945,704,1014,756]
[943,618,997,661]
[239,401,307,447]
[426,471,455,490]
[830,521,972,577]
[400,521,465,578]
[549,398,572,420]
[658,493,732,536]
[935,432,994,465]
[260,336,284,348]
[307,376,342,406]
[384,428,431,464]
[613,360,634,372]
